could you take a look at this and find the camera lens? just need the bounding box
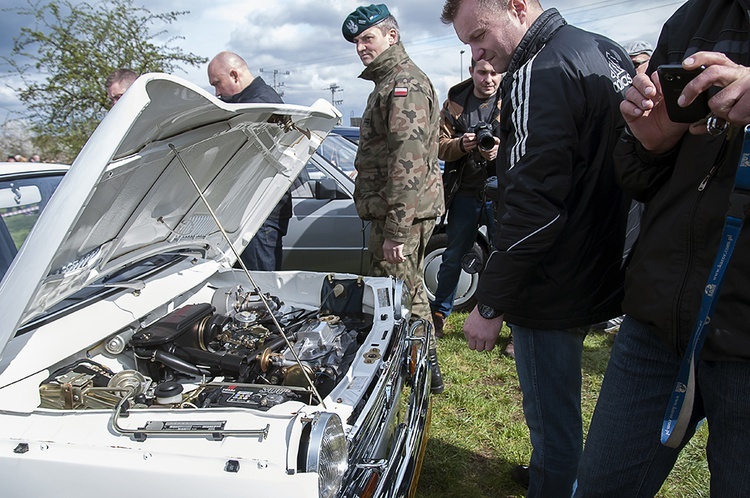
[473,122,495,152]
[477,129,495,151]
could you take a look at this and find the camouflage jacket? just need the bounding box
[355,42,444,243]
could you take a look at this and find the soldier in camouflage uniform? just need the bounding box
[342,4,445,394]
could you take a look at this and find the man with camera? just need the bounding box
[430,59,501,341]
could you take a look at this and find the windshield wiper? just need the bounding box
[90,280,146,291]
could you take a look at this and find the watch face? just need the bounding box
[478,304,499,319]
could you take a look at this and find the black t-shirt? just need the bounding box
[457,93,497,195]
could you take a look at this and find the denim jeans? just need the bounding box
[240,222,283,271]
[511,324,588,497]
[575,316,750,497]
[431,195,494,317]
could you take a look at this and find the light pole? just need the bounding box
[460,50,465,80]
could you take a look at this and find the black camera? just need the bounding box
[471,121,495,152]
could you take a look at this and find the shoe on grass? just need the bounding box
[432,311,445,339]
[429,348,444,394]
[511,464,529,489]
[503,333,515,359]
[604,315,624,333]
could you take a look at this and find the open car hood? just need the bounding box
[0,73,340,355]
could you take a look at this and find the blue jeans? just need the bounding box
[431,195,494,317]
[575,316,750,497]
[240,222,283,271]
[511,324,588,497]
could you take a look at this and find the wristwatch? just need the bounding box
[477,303,502,320]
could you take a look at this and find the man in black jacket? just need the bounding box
[207,51,292,271]
[441,0,632,495]
[575,0,750,495]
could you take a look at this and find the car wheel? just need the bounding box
[423,232,486,313]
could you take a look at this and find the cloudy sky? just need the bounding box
[0,0,685,126]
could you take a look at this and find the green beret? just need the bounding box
[342,4,390,43]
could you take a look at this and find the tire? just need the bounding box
[422,232,487,313]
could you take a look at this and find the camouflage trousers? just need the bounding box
[368,218,437,349]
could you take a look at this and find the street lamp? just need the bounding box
[460,50,465,80]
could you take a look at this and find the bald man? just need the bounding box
[207,51,291,271]
[208,51,282,104]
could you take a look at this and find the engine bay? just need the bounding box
[39,278,374,413]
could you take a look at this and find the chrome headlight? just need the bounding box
[394,279,411,321]
[302,412,348,498]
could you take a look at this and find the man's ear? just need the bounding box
[510,0,529,24]
[230,69,240,83]
[387,28,398,46]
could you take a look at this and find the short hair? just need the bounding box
[105,68,138,89]
[442,0,532,24]
[622,40,654,57]
[376,15,400,42]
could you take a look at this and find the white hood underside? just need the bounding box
[0,73,340,358]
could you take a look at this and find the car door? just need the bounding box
[282,153,369,274]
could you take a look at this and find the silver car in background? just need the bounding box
[284,132,491,312]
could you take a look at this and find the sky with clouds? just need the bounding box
[0,0,686,127]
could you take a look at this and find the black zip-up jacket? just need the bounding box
[615,0,750,361]
[224,76,282,105]
[476,9,633,329]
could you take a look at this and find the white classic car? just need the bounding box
[0,75,432,497]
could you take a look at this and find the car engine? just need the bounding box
[39,281,372,412]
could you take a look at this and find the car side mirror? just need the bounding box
[315,178,343,200]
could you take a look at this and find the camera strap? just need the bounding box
[661,124,750,448]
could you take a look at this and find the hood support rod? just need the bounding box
[169,143,326,409]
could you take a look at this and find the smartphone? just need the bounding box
[657,64,710,123]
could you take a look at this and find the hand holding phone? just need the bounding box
[657,64,710,123]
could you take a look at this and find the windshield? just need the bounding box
[17,252,188,336]
[0,172,65,280]
[315,133,358,178]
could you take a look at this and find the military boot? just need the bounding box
[429,348,444,394]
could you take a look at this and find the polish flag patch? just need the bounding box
[394,87,408,97]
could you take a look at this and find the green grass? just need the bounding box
[415,312,709,498]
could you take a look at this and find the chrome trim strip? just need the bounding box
[339,319,432,497]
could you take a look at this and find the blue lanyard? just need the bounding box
[661,125,750,448]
